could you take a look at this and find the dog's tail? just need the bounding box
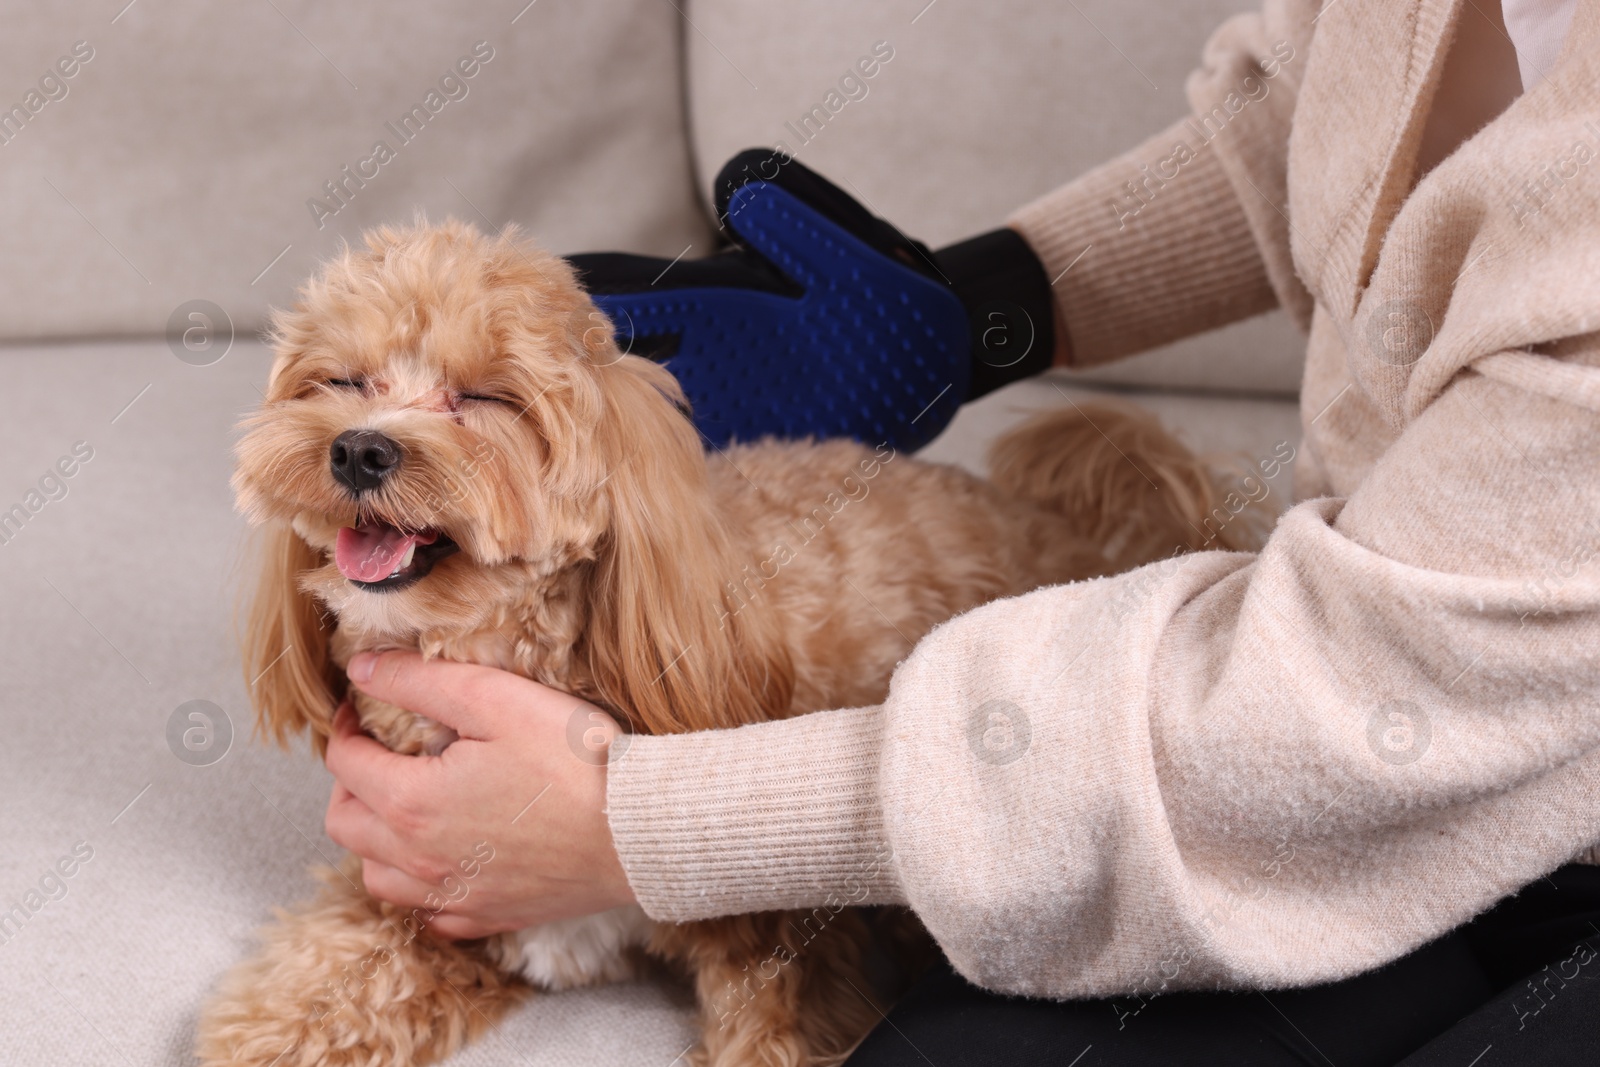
[988,400,1264,571]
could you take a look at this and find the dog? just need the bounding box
[202,219,1247,1067]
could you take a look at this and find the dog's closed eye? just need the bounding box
[459,392,519,407]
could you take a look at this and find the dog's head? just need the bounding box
[234,219,791,749]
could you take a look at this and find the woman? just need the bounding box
[322,0,1600,1061]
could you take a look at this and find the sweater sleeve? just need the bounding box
[1007,0,1316,366]
[608,349,1600,997]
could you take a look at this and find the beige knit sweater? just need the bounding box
[608,0,1600,997]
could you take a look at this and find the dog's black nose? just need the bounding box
[329,429,401,493]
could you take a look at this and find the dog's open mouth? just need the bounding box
[334,522,459,591]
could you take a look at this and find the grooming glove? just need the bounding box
[568,149,1056,451]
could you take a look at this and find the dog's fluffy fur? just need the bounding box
[203,219,1248,1067]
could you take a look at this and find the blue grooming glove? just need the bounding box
[567,149,1056,452]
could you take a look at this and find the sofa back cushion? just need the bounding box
[0,2,710,339]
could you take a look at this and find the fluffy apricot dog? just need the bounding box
[204,219,1243,1066]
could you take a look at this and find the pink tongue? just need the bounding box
[335,524,433,582]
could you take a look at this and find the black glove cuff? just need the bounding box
[935,228,1058,399]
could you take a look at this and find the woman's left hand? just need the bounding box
[322,650,637,940]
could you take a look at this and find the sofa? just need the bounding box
[0,3,1301,1062]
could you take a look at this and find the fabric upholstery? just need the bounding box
[0,2,711,340]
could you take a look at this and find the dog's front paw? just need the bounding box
[197,859,524,1066]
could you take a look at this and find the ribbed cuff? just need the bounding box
[1007,117,1278,367]
[606,705,905,923]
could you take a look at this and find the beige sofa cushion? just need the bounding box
[683,0,1305,396]
[920,373,1303,505]
[0,2,711,340]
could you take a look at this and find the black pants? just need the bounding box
[846,866,1600,1066]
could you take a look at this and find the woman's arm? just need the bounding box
[1010,0,1317,369]
[608,349,1600,997]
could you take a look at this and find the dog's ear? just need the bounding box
[583,354,795,735]
[242,522,342,755]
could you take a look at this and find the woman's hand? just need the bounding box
[323,650,637,940]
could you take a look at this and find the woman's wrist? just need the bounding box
[606,705,905,923]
